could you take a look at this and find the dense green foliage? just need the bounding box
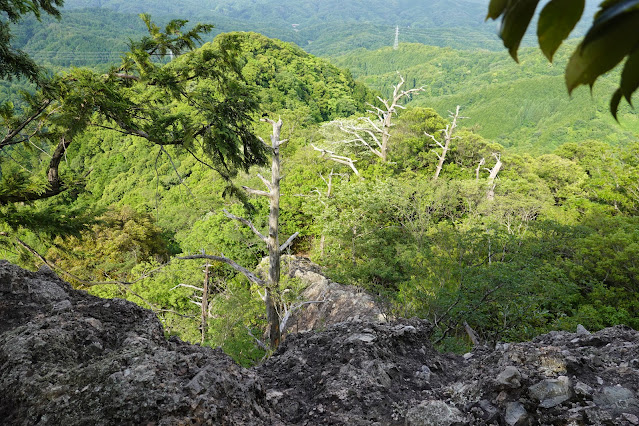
[10,8,148,67]
[5,0,600,69]
[231,32,375,122]
[1,0,63,81]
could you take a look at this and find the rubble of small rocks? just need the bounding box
[262,319,639,425]
[2,259,639,425]
[450,325,639,425]
[260,318,461,425]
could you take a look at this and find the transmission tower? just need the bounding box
[393,26,399,50]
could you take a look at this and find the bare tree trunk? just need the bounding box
[319,171,334,257]
[201,264,210,344]
[315,75,423,169]
[487,153,502,200]
[179,118,298,351]
[432,135,449,181]
[265,288,280,348]
[475,157,485,180]
[430,106,462,181]
[266,119,283,349]
[464,321,481,347]
[381,112,392,162]
[375,75,424,162]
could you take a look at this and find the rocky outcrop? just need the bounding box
[451,325,639,425]
[2,260,639,425]
[279,256,386,335]
[259,319,461,425]
[0,260,273,425]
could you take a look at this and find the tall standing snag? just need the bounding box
[179,118,298,349]
[427,105,463,181]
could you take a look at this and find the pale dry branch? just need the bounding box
[169,284,203,292]
[257,173,272,191]
[177,254,266,287]
[246,326,269,351]
[223,208,267,243]
[312,144,361,176]
[242,186,271,198]
[279,232,299,253]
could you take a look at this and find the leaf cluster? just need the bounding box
[487,0,639,118]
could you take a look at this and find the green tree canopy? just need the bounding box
[1,15,267,208]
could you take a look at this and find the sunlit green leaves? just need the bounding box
[538,0,585,61]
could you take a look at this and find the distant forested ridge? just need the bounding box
[331,42,639,153]
[11,0,600,67]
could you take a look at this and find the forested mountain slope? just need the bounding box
[331,42,639,153]
[64,0,488,27]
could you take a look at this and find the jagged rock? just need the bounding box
[528,376,572,408]
[404,400,466,426]
[574,380,594,398]
[623,413,639,425]
[259,318,461,425]
[505,401,529,426]
[496,366,522,388]
[0,261,274,425]
[473,400,499,422]
[594,386,639,415]
[577,324,591,336]
[277,256,387,335]
[3,261,639,425]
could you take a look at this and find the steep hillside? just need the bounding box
[62,0,489,27]
[11,0,602,64]
[331,42,639,153]
[11,8,148,67]
[58,32,377,235]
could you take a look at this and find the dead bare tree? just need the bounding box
[426,105,463,181]
[486,153,503,200]
[367,74,425,161]
[179,118,298,349]
[170,263,215,344]
[313,74,423,173]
